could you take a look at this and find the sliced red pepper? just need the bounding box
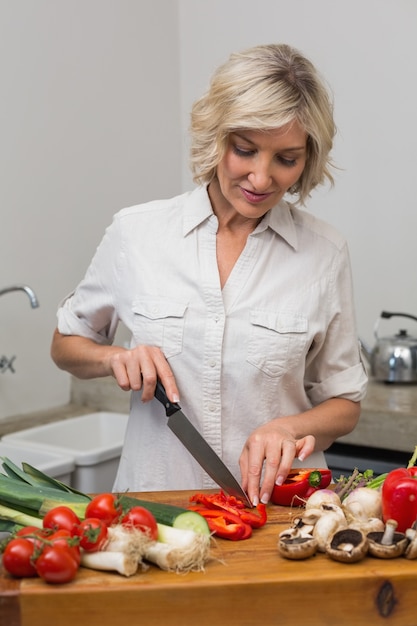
[189,507,252,540]
[190,492,244,513]
[270,468,332,506]
[190,492,267,528]
[239,503,267,528]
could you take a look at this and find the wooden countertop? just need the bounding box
[2,490,417,626]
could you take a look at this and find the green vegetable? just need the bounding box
[333,467,387,501]
[0,458,90,520]
[0,457,212,574]
[119,495,210,535]
[0,457,209,536]
[0,474,89,518]
[0,519,23,534]
[0,502,42,529]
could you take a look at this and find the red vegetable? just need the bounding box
[48,529,81,565]
[189,491,267,540]
[15,526,49,551]
[120,506,158,540]
[239,504,267,529]
[270,468,332,506]
[189,508,252,540]
[73,518,108,552]
[2,537,38,578]
[382,467,417,533]
[85,493,122,526]
[15,525,47,539]
[35,544,79,584]
[42,506,81,533]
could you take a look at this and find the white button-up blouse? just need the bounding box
[57,185,367,492]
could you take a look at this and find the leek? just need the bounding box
[0,502,43,529]
[0,457,90,521]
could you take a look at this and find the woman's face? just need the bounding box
[211,121,307,223]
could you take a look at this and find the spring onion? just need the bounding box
[81,550,140,577]
[146,523,211,571]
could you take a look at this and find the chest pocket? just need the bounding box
[132,296,188,359]
[247,310,308,377]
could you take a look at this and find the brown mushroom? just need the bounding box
[348,517,385,535]
[278,534,318,560]
[326,528,368,563]
[290,509,323,536]
[405,527,417,559]
[367,519,408,559]
[312,507,347,552]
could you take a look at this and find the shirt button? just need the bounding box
[213,315,220,323]
[208,359,216,368]
[208,404,216,412]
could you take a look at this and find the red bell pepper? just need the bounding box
[189,491,267,540]
[190,492,267,528]
[188,507,252,540]
[239,504,267,529]
[382,467,417,533]
[270,468,332,506]
[190,492,245,512]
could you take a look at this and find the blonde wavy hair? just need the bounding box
[190,44,336,206]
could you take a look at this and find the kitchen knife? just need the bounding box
[154,380,252,507]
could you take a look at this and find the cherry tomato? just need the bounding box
[15,525,45,538]
[73,518,108,552]
[120,506,158,540]
[48,529,81,565]
[42,506,81,532]
[15,526,49,547]
[85,493,122,526]
[2,538,38,578]
[35,544,79,584]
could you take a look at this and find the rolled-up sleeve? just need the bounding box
[304,241,368,405]
[56,217,123,345]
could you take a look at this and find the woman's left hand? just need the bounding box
[239,422,315,506]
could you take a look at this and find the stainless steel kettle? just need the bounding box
[361,311,417,383]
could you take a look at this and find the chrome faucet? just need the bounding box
[0,285,39,308]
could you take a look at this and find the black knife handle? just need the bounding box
[154,380,181,417]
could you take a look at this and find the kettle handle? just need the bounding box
[374,311,417,339]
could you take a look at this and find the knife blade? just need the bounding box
[154,380,252,507]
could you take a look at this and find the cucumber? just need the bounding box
[118,495,210,535]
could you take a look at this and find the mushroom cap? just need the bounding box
[278,535,318,560]
[367,531,408,559]
[405,529,417,559]
[326,528,368,563]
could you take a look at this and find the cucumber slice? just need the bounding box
[119,496,210,535]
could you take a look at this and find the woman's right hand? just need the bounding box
[51,330,179,404]
[109,344,179,403]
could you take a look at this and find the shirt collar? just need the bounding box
[255,201,299,250]
[183,185,299,250]
[183,186,215,235]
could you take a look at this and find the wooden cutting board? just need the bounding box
[1,489,417,626]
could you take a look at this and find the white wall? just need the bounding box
[179,0,417,351]
[2,0,416,421]
[0,0,181,419]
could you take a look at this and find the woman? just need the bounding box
[51,43,367,506]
